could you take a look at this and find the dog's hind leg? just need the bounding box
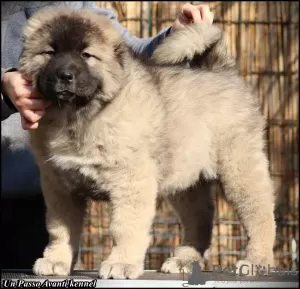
[218,131,276,276]
[161,180,216,273]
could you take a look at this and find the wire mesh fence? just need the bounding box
[75,1,299,271]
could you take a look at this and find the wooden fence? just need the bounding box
[75,1,299,271]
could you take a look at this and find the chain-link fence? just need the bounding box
[75,1,299,271]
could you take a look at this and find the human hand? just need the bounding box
[2,71,50,130]
[171,3,214,35]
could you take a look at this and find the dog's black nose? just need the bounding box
[57,69,74,83]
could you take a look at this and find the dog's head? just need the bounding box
[19,7,128,108]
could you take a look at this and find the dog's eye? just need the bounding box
[81,52,101,61]
[82,52,92,59]
[42,50,55,56]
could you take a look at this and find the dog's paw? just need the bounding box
[161,257,191,273]
[99,261,144,279]
[33,258,70,276]
[161,257,204,274]
[161,246,205,274]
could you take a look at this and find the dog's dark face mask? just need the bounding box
[38,52,100,107]
[34,14,103,108]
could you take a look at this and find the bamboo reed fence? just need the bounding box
[75,1,299,271]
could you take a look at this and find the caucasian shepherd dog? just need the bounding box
[18,7,276,279]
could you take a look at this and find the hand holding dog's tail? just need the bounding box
[152,21,236,71]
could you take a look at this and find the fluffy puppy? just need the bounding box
[18,7,276,279]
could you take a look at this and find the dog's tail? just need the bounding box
[151,21,236,71]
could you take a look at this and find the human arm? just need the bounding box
[81,2,172,60]
[1,68,18,121]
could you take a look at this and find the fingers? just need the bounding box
[177,13,191,28]
[171,3,214,34]
[18,82,42,99]
[22,109,46,124]
[13,76,45,111]
[181,3,202,23]
[19,98,50,111]
[198,5,214,24]
[181,3,214,24]
[18,94,49,130]
[21,115,39,130]
[23,75,33,84]
[15,95,49,111]
[15,86,49,127]
[2,71,48,130]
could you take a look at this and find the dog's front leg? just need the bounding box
[33,172,86,276]
[99,166,157,280]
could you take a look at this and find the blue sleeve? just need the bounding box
[112,19,171,60]
[1,68,19,121]
[81,2,172,59]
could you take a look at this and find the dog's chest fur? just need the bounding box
[30,113,118,201]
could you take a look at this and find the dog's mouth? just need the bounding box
[56,90,76,100]
[55,90,76,107]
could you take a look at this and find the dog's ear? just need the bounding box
[82,11,123,47]
[23,6,64,41]
[113,41,128,68]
